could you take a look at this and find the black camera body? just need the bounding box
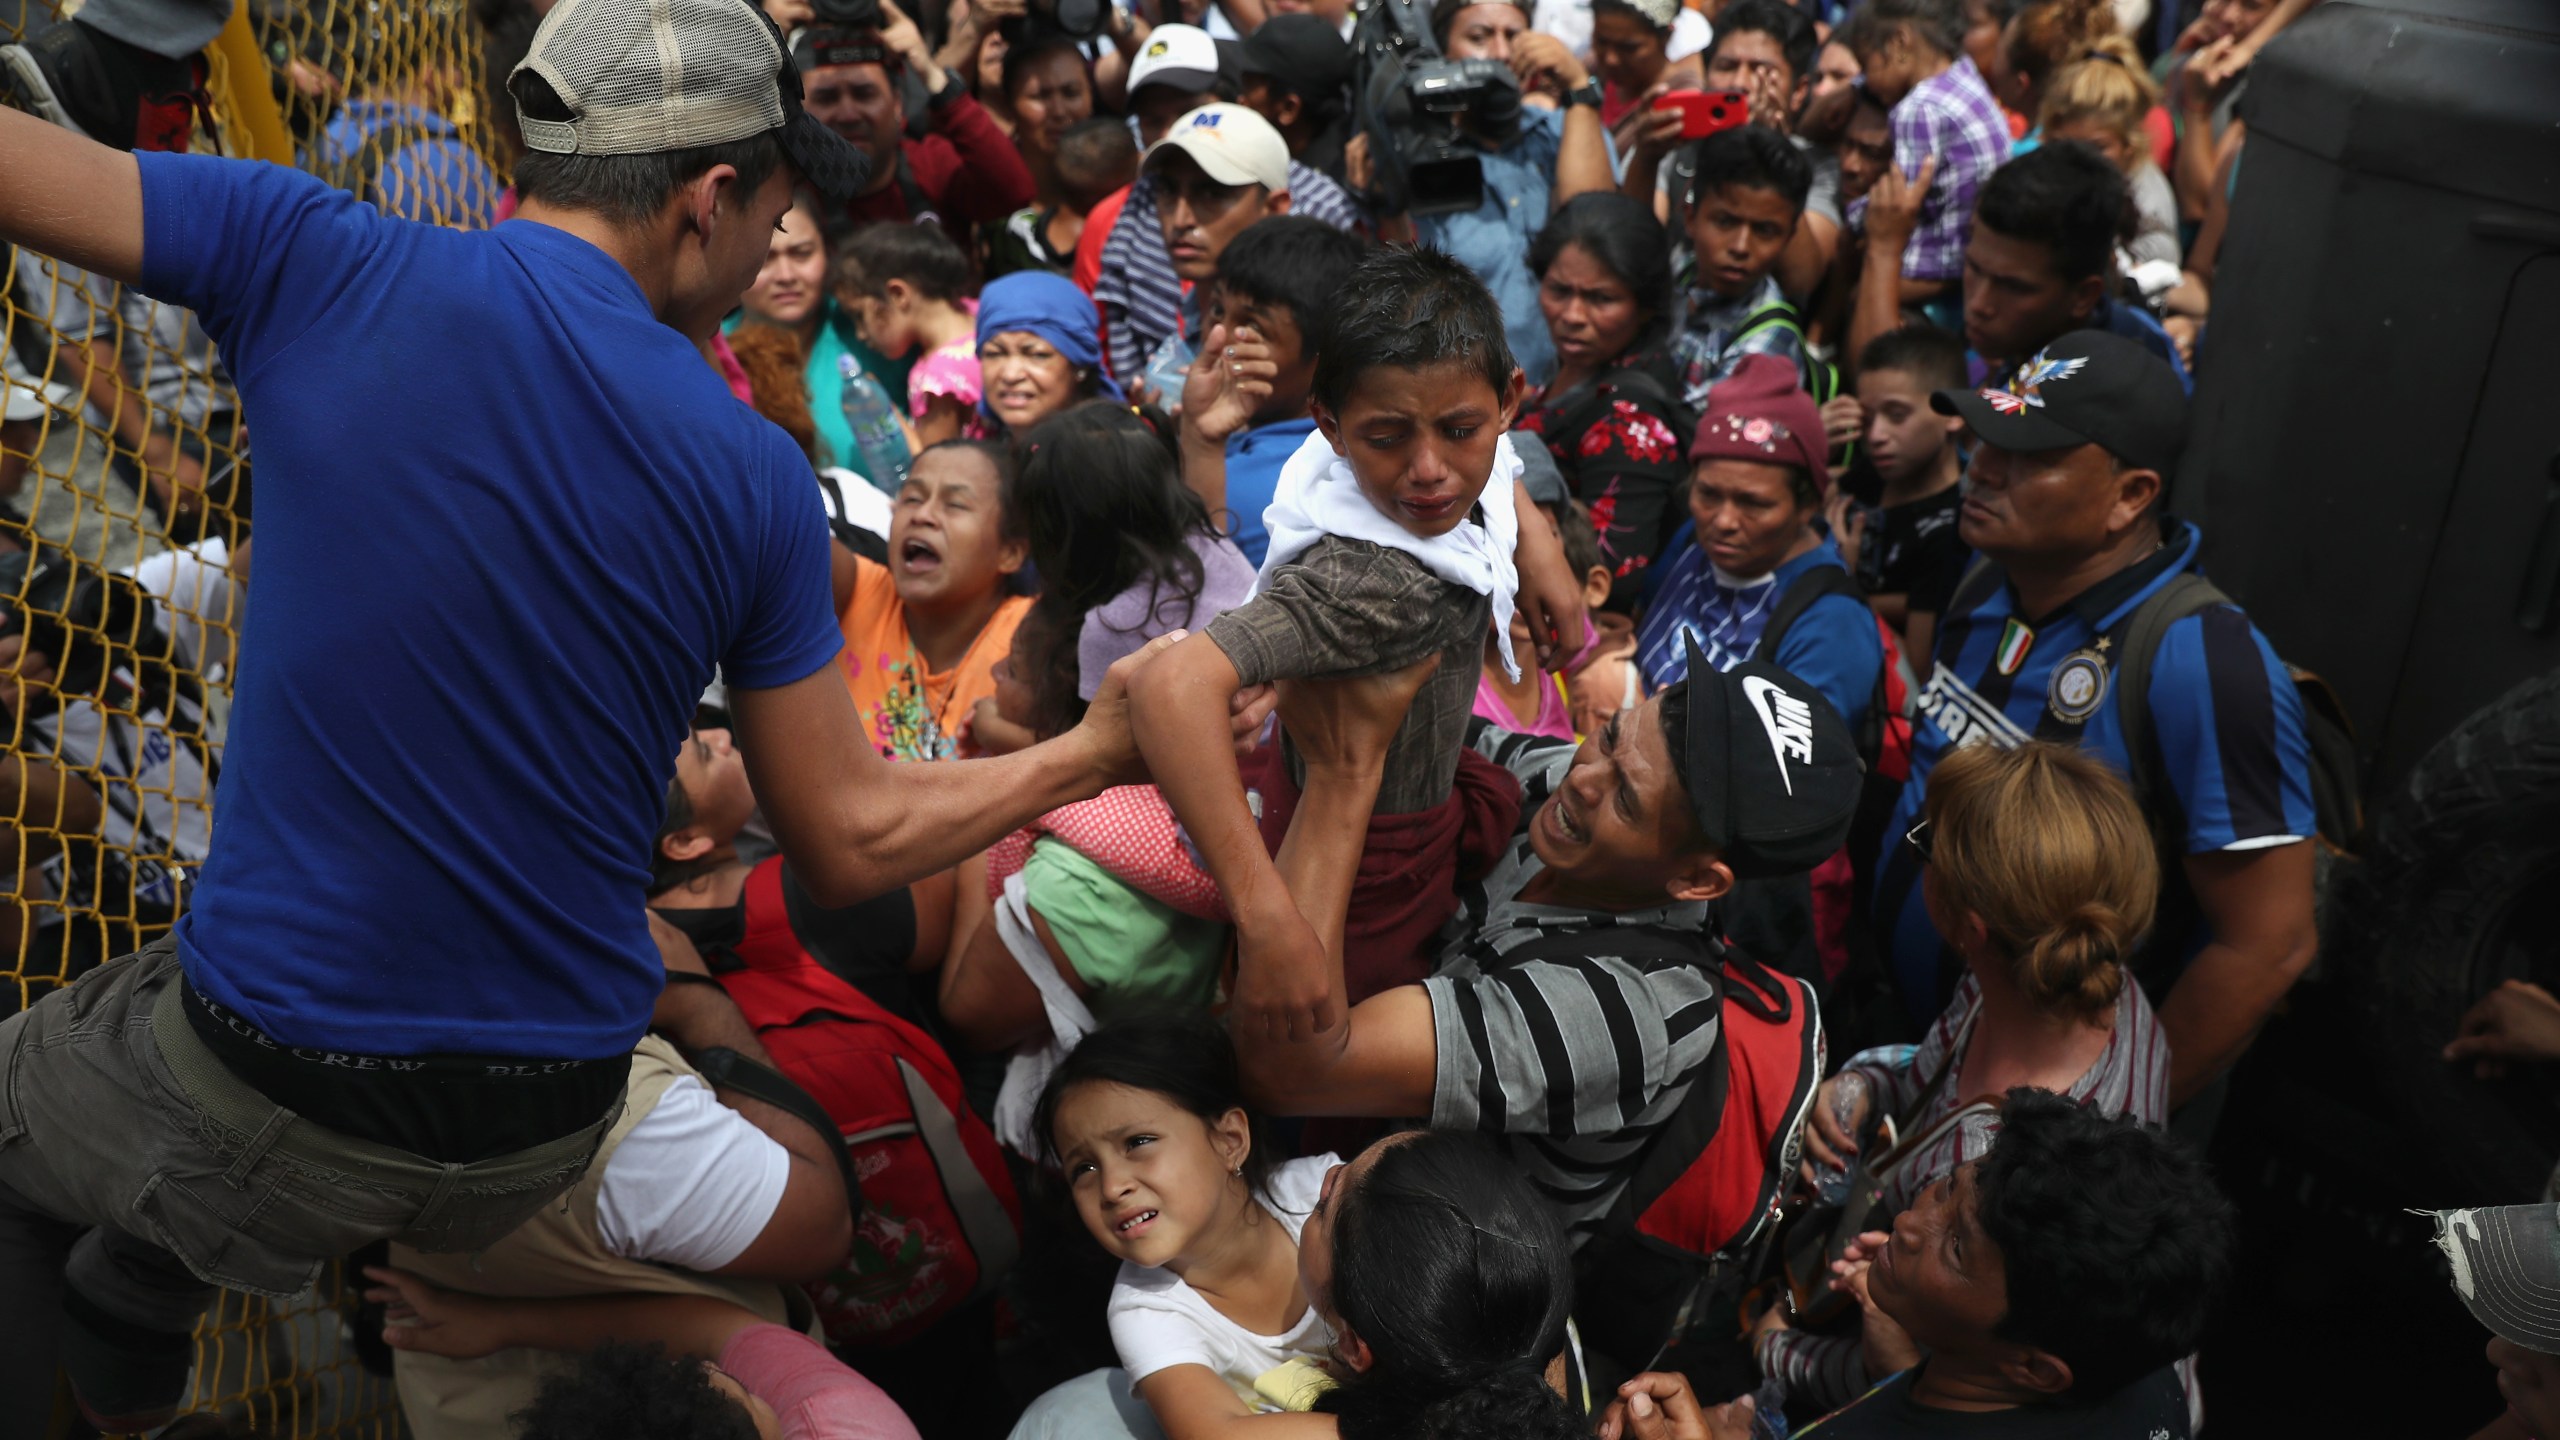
[1351,0,1523,216]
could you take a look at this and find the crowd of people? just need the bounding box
[0,0,2533,1435]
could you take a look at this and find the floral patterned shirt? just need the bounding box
[1518,352,1692,611]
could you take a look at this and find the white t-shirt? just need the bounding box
[594,1074,794,1272]
[1107,1154,1338,1410]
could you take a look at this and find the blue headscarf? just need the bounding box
[974,271,1127,417]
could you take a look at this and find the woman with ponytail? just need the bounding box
[1763,740,2172,1416]
[2038,39,2182,268]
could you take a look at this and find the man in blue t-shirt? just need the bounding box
[0,1,1174,1431]
[1959,144,2192,397]
[1871,330,2315,1121]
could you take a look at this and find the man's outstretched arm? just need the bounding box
[0,106,145,287]
[731,634,1181,909]
[1234,659,1442,1120]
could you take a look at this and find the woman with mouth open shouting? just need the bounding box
[975,270,1131,444]
[837,440,1032,761]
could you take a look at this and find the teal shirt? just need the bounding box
[728,300,912,479]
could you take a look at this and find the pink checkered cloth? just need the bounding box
[984,784,1227,921]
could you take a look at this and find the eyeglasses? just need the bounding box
[1904,818,1935,864]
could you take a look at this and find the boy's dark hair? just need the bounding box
[1552,499,1605,581]
[1972,142,2130,286]
[1686,123,1813,216]
[1012,401,1215,735]
[513,1341,759,1440]
[1528,191,1675,351]
[1035,1014,1280,1203]
[1707,0,1817,83]
[1857,321,1969,392]
[1311,246,1515,415]
[1217,216,1372,349]
[509,73,786,230]
[1974,1088,2238,1401]
[1001,31,1089,99]
[1055,116,1141,214]
[839,219,973,304]
[1838,0,1966,61]
[1314,1133,1585,1440]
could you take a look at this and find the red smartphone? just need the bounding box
[1652,88,1750,140]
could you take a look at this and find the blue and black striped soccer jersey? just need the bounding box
[1870,521,2316,1022]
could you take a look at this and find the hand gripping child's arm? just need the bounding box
[1127,632,1342,1045]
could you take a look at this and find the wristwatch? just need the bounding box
[1564,75,1605,110]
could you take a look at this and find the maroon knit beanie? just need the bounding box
[1687,353,1830,497]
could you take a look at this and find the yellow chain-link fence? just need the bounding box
[3,1,514,1433]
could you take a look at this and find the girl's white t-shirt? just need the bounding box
[1107,1154,1340,1410]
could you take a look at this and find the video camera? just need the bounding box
[1349,0,1524,217]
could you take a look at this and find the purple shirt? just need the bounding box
[1851,58,2010,283]
[1076,531,1259,699]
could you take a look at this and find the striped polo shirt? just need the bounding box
[1869,519,2316,1024]
[1426,722,1726,1244]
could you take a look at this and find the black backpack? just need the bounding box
[1941,562,2361,990]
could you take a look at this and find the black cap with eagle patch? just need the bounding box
[1677,642,1863,878]
[1930,328,2187,477]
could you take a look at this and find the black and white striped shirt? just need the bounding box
[1425,723,1726,1243]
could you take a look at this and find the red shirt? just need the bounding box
[1074,184,1128,295]
[833,90,1035,246]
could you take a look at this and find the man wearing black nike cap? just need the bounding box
[1230,637,1860,1260]
[1871,327,2317,1135]
[0,1,1172,1430]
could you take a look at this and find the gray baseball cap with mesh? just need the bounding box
[510,0,870,202]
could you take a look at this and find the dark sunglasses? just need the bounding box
[1905,818,1935,863]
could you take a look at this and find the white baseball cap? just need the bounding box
[1126,23,1222,95]
[1142,102,1290,194]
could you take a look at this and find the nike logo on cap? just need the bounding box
[1741,675,1815,796]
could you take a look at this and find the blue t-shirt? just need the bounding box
[139,153,841,1058]
[1418,107,1565,389]
[1635,533,1882,739]
[1870,521,2315,1023]
[313,100,502,228]
[1222,415,1318,568]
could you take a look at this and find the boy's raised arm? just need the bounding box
[1127,632,1340,1042]
[0,107,145,287]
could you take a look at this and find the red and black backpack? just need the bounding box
[701,859,1022,1349]
[1508,924,1823,1373]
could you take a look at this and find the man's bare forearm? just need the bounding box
[1554,106,1615,204]
[791,738,1111,905]
[0,107,146,287]
[1129,639,1288,925]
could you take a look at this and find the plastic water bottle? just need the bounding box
[839,359,911,493]
[1142,334,1196,411]
[1812,1070,1871,1206]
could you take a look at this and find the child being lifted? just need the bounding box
[1131,246,1587,1041]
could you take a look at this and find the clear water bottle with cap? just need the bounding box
[839,358,911,494]
[1812,1069,1872,1206]
[1142,333,1196,412]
